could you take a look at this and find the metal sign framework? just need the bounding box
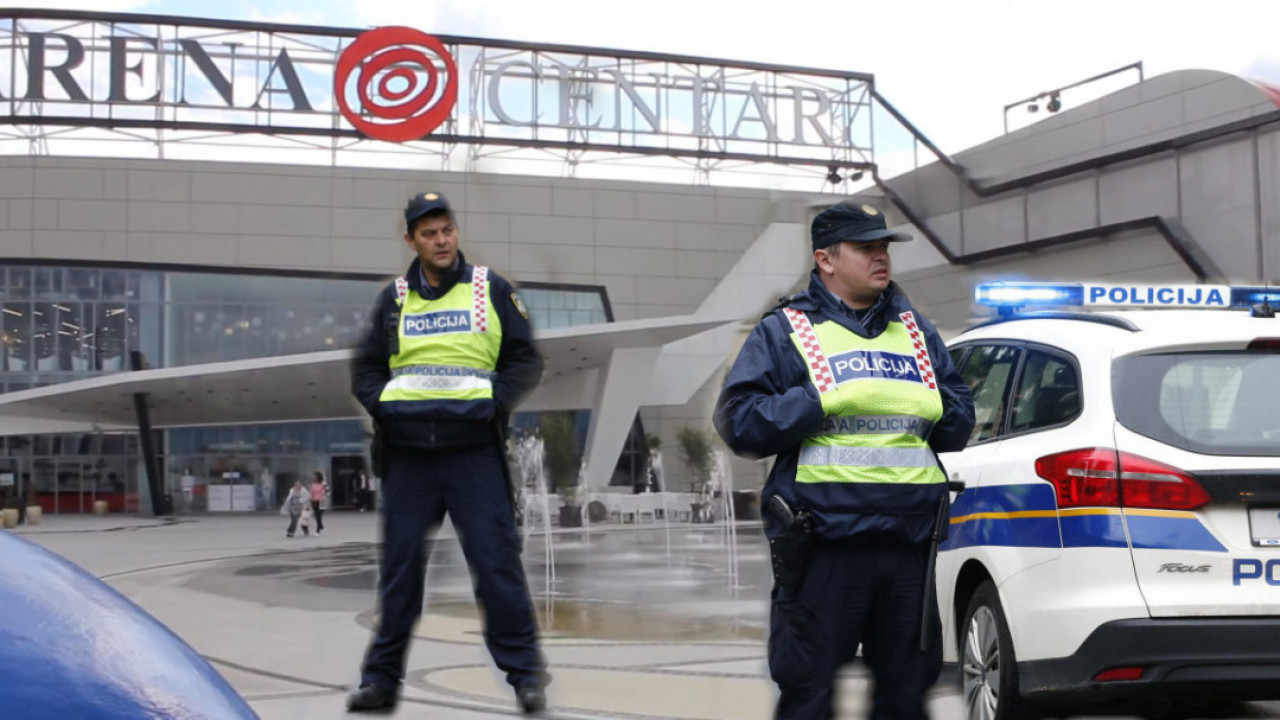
[0,9,877,186]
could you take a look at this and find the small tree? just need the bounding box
[540,411,581,503]
[676,426,714,492]
[646,433,662,456]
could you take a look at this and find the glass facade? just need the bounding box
[518,284,609,330]
[515,283,646,490]
[0,264,639,512]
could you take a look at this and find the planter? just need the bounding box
[0,508,17,529]
[25,506,42,525]
[558,504,582,528]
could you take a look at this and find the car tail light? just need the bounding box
[1035,448,1210,511]
[1036,448,1119,508]
[1094,666,1146,682]
[1117,452,1211,510]
[1248,338,1280,350]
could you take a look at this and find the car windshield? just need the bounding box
[1113,351,1280,457]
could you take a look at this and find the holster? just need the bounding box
[768,513,814,593]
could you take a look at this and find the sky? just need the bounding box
[19,0,1280,156]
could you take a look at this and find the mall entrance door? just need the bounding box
[330,455,366,510]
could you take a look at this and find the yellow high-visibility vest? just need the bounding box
[783,307,944,486]
[378,267,503,417]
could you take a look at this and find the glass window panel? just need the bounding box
[137,271,161,302]
[169,273,228,303]
[3,301,31,371]
[8,267,31,299]
[97,302,128,371]
[548,310,571,328]
[1009,351,1080,433]
[575,292,601,311]
[960,345,1022,444]
[34,267,63,298]
[68,269,99,300]
[101,270,128,300]
[33,302,58,371]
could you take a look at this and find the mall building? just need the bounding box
[1,9,1277,514]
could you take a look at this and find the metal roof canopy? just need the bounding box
[0,314,729,435]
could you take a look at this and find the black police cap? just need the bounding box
[404,192,452,227]
[811,202,912,252]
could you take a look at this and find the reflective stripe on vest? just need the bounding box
[787,308,944,486]
[379,266,501,411]
[798,445,938,468]
[384,364,496,392]
[816,414,934,438]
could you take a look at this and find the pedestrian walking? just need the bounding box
[281,481,308,538]
[309,472,327,536]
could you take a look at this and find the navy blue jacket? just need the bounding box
[714,272,975,543]
[350,251,543,450]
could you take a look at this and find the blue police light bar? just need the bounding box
[975,282,1280,310]
[975,283,1083,308]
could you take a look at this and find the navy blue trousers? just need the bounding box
[770,540,941,720]
[361,443,545,691]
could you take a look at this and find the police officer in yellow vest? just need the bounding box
[348,192,548,714]
[714,203,975,720]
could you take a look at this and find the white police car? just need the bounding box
[935,282,1280,720]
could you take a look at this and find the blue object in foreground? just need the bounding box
[0,531,258,719]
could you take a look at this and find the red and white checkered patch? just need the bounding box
[471,265,489,333]
[782,307,837,394]
[899,311,937,390]
[394,276,409,307]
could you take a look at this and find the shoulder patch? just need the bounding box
[511,292,529,319]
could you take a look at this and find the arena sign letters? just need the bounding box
[0,10,875,169]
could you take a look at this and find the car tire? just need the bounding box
[961,580,1034,720]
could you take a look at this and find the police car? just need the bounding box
[935,282,1280,720]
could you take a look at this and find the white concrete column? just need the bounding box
[581,346,660,491]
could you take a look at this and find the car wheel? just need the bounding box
[961,581,1032,720]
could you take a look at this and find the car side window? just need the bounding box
[1009,349,1081,434]
[960,345,1022,444]
[948,345,970,371]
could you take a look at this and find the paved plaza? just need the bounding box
[12,511,964,719]
[11,512,1279,720]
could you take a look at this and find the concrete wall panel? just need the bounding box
[0,229,33,256]
[1180,138,1258,282]
[510,242,596,277]
[1099,157,1178,223]
[0,167,34,199]
[510,214,594,246]
[128,171,190,202]
[960,195,1025,254]
[34,167,102,199]
[1027,177,1097,240]
[59,200,126,231]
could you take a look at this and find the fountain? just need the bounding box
[512,432,558,599]
[711,449,743,589]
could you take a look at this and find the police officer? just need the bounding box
[347,192,549,714]
[714,203,975,720]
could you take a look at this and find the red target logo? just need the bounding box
[335,27,458,143]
